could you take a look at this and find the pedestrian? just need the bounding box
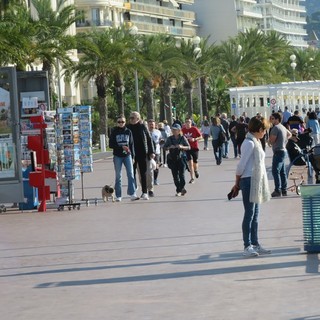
[182,117,202,183]
[127,111,155,200]
[306,111,320,146]
[158,122,169,167]
[108,115,139,202]
[147,119,162,196]
[210,116,226,165]
[220,113,230,158]
[164,123,190,197]
[201,117,210,150]
[229,114,238,158]
[287,110,305,133]
[234,116,248,158]
[282,106,292,127]
[231,116,271,257]
[269,112,292,197]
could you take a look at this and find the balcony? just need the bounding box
[236,6,263,19]
[75,0,123,7]
[127,3,195,22]
[178,0,194,4]
[133,21,195,38]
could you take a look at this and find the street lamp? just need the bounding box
[192,36,203,122]
[290,54,297,82]
[129,25,140,113]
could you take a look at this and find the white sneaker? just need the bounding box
[115,197,122,202]
[163,164,168,168]
[175,192,182,197]
[253,245,271,255]
[130,194,139,201]
[243,245,259,257]
[140,193,149,200]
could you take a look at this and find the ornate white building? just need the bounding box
[192,0,308,48]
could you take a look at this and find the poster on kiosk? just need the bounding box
[0,67,24,203]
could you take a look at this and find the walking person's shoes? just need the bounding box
[253,245,272,255]
[148,191,154,197]
[154,179,159,185]
[181,188,187,196]
[130,194,140,201]
[271,190,281,197]
[189,178,195,184]
[175,192,182,197]
[115,197,122,202]
[140,193,149,200]
[281,190,287,196]
[195,171,199,178]
[243,245,259,257]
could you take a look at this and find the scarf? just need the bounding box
[246,132,270,204]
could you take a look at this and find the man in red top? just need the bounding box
[182,117,202,183]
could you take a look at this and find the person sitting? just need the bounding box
[297,128,313,150]
[286,129,306,166]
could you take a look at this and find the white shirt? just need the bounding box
[150,129,162,155]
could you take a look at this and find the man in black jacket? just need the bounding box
[109,115,139,202]
[127,112,155,200]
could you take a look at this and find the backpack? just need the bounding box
[218,126,227,146]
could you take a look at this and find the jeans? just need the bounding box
[203,134,209,149]
[113,155,136,198]
[170,158,187,193]
[240,177,260,248]
[222,140,229,157]
[212,139,222,163]
[272,150,287,192]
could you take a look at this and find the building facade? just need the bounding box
[192,0,308,48]
[57,0,197,105]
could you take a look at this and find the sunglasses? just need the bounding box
[117,121,125,124]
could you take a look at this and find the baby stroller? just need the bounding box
[309,145,320,184]
[286,142,313,195]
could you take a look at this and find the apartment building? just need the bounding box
[74,0,196,39]
[74,0,197,103]
[192,0,308,48]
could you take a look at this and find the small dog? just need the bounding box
[102,185,115,202]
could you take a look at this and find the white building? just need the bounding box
[192,0,308,48]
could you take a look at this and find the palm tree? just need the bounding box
[75,28,139,140]
[140,34,187,123]
[290,48,320,81]
[29,0,79,107]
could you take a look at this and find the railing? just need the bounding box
[129,3,195,21]
[133,21,195,38]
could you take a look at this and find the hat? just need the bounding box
[171,123,181,130]
[291,128,299,136]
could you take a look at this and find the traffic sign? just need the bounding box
[270,98,276,105]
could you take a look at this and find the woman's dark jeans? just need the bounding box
[240,177,260,248]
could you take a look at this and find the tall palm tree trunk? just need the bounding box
[184,79,193,117]
[43,60,55,109]
[162,78,172,125]
[96,76,108,144]
[201,77,208,117]
[114,76,125,115]
[143,78,154,120]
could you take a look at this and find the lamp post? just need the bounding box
[192,36,203,122]
[129,25,140,113]
[290,54,297,82]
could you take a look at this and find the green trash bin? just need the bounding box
[301,185,320,253]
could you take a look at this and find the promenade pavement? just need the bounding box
[0,142,319,320]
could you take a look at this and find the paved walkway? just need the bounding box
[0,143,319,320]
